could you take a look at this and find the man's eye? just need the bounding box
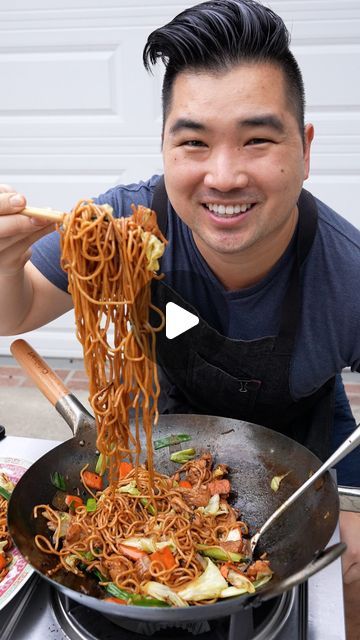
[246,138,271,146]
[182,140,206,147]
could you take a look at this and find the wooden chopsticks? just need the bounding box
[22,206,67,223]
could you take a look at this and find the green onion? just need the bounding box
[0,486,11,501]
[131,594,170,607]
[86,498,97,512]
[95,453,108,476]
[196,544,249,563]
[170,448,196,463]
[105,583,169,607]
[154,434,192,450]
[140,498,156,516]
[93,571,170,607]
[50,471,66,491]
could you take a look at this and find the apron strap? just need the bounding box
[151,175,168,237]
[278,189,318,340]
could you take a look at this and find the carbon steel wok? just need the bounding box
[7,339,344,623]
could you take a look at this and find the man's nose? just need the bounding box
[203,150,249,191]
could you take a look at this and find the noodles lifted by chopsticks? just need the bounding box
[59,200,166,490]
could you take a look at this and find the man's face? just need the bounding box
[162,63,313,264]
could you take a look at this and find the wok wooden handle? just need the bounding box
[10,339,71,407]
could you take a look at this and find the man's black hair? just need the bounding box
[143,0,305,137]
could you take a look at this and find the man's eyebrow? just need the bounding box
[238,115,285,133]
[169,118,206,135]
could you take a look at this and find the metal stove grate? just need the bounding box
[51,588,295,640]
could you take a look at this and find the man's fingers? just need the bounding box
[0,184,16,194]
[0,190,26,214]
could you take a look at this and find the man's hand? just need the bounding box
[340,510,360,583]
[0,184,54,276]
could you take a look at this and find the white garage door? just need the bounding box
[0,0,359,357]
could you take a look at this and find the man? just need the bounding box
[0,0,359,590]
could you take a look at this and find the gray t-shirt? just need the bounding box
[31,174,360,402]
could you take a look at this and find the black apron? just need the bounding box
[150,178,335,462]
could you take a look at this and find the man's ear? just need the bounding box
[303,123,314,181]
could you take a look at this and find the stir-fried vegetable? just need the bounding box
[270,471,290,492]
[141,231,165,271]
[65,495,83,511]
[0,473,15,499]
[119,461,134,479]
[178,558,227,602]
[150,546,176,570]
[197,494,228,517]
[196,543,248,563]
[83,470,103,491]
[144,582,188,607]
[86,498,97,512]
[170,448,196,463]
[50,471,66,491]
[153,434,192,450]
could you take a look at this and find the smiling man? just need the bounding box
[0,0,360,612]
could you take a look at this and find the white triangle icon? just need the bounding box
[165,302,199,339]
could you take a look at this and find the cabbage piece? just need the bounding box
[224,527,241,542]
[143,581,189,607]
[122,537,176,554]
[270,472,290,492]
[65,554,80,569]
[178,558,227,602]
[227,570,255,593]
[56,512,71,539]
[141,231,165,271]
[197,494,228,517]
[117,480,139,496]
[219,586,251,598]
[0,473,15,494]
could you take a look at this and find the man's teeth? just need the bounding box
[206,203,252,215]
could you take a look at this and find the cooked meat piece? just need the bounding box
[179,485,211,508]
[212,464,229,478]
[240,538,252,557]
[208,479,231,496]
[217,509,238,528]
[171,495,193,513]
[186,453,213,485]
[65,521,82,545]
[246,559,272,578]
[135,555,151,581]
[104,558,127,582]
[220,540,244,554]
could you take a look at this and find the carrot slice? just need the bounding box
[0,554,7,570]
[65,495,83,510]
[150,546,176,570]
[119,461,134,479]
[104,597,128,605]
[119,544,147,561]
[178,480,192,489]
[83,470,103,491]
[220,563,230,579]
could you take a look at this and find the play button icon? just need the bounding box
[165,302,199,339]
